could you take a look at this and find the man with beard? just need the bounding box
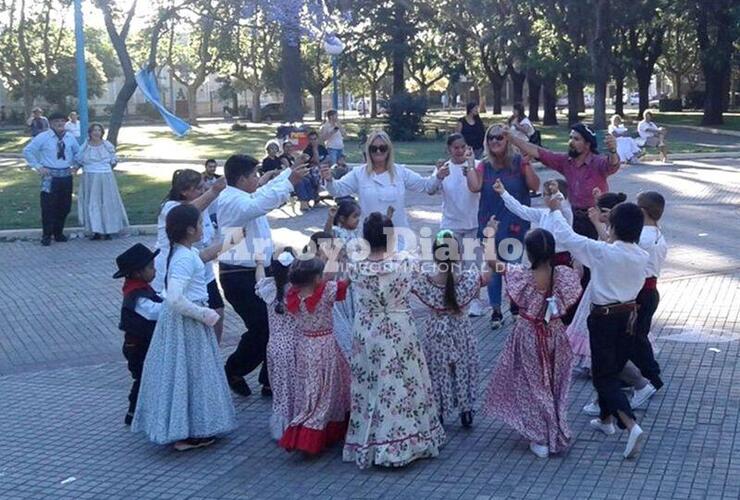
[505,123,620,240]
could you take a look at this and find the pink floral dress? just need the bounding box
[411,269,481,418]
[278,280,352,455]
[256,277,298,440]
[483,264,582,453]
[343,255,446,469]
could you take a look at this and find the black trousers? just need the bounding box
[122,336,150,415]
[220,264,270,386]
[40,176,73,238]
[588,310,636,428]
[573,209,598,288]
[632,287,663,389]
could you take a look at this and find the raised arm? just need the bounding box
[190,176,226,212]
[522,160,540,192]
[497,182,543,224]
[321,163,360,198]
[325,206,337,233]
[402,164,446,194]
[548,207,606,268]
[226,168,302,227]
[503,129,543,160]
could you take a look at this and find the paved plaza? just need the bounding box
[1,158,739,499]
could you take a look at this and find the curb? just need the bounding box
[0,225,157,243]
[672,124,740,138]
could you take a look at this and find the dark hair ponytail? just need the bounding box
[596,191,628,210]
[165,169,202,204]
[271,247,295,315]
[163,204,201,289]
[334,199,360,227]
[524,229,556,270]
[433,232,461,314]
[363,212,393,251]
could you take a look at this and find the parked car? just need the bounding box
[556,96,568,109]
[260,102,285,121]
[628,92,640,105]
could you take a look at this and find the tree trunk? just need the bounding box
[510,69,526,104]
[281,32,303,122]
[593,78,608,129]
[107,78,136,145]
[477,82,487,113]
[527,73,541,122]
[251,90,261,122]
[370,84,378,118]
[576,84,586,113]
[702,68,726,125]
[187,86,198,124]
[671,73,682,100]
[565,76,580,125]
[490,80,503,115]
[588,0,611,130]
[614,73,625,117]
[543,76,558,125]
[22,83,34,120]
[313,92,323,121]
[636,67,651,118]
[391,3,407,95]
[232,92,239,118]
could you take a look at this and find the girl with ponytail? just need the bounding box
[483,227,583,459]
[132,204,240,451]
[410,224,497,429]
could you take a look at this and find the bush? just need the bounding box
[684,91,705,110]
[135,103,162,120]
[231,123,247,131]
[387,92,427,141]
[659,99,682,112]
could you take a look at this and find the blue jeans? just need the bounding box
[487,233,524,308]
[327,148,343,165]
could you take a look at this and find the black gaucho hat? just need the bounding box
[113,243,159,279]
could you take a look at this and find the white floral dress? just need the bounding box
[411,269,481,418]
[342,255,446,469]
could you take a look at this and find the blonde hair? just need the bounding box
[483,123,515,168]
[364,130,396,180]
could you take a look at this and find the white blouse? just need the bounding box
[165,244,209,303]
[76,140,118,173]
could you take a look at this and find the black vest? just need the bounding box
[119,286,163,341]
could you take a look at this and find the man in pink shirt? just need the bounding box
[506,123,620,240]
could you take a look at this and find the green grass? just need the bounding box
[640,111,740,131]
[0,164,170,230]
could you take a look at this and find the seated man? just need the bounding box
[637,110,668,163]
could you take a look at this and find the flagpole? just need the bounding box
[74,0,89,143]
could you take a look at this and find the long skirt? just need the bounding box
[132,304,237,444]
[566,283,593,371]
[77,171,129,235]
[483,319,574,454]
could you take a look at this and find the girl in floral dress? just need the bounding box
[324,199,362,358]
[256,249,299,440]
[277,257,352,455]
[483,227,582,459]
[411,229,495,428]
[343,212,446,469]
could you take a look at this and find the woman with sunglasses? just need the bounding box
[76,123,129,241]
[468,124,540,329]
[320,130,448,249]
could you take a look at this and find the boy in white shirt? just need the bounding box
[549,201,650,459]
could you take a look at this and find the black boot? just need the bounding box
[460,411,473,428]
[225,367,251,397]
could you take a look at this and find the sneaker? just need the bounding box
[174,437,216,452]
[529,442,549,458]
[582,401,601,416]
[630,384,657,409]
[589,418,616,436]
[491,309,503,330]
[225,368,252,397]
[468,299,487,317]
[623,425,645,459]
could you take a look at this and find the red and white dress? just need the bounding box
[256,278,298,440]
[483,264,582,453]
[411,269,481,418]
[278,280,352,454]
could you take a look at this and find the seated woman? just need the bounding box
[608,115,642,164]
[637,110,669,163]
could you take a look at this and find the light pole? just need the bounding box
[73,0,89,144]
[324,34,344,111]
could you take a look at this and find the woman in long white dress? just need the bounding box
[76,122,129,239]
[608,115,642,164]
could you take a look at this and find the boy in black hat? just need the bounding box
[113,243,163,425]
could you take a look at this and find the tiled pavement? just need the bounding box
[1,158,739,499]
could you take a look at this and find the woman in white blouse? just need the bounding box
[320,130,449,249]
[76,122,129,240]
[608,115,642,164]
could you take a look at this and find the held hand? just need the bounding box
[258,169,278,187]
[386,206,395,219]
[37,167,50,176]
[328,205,338,219]
[501,128,512,142]
[545,195,562,212]
[465,147,475,167]
[587,206,601,225]
[493,178,506,195]
[319,163,332,181]
[435,158,446,170]
[212,176,227,193]
[604,134,617,153]
[485,216,499,235]
[288,164,309,186]
[436,164,450,180]
[202,309,221,327]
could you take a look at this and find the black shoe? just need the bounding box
[54,234,68,242]
[41,236,51,246]
[225,368,251,397]
[124,412,134,426]
[103,234,112,240]
[261,385,272,397]
[509,302,519,316]
[91,233,102,240]
[460,411,473,428]
[491,309,503,330]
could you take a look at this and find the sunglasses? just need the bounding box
[369,144,389,154]
[487,134,504,142]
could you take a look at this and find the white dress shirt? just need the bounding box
[639,225,667,278]
[430,161,480,231]
[501,191,573,253]
[134,297,163,321]
[325,163,441,233]
[637,120,659,139]
[22,129,80,170]
[217,168,294,267]
[550,210,648,305]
